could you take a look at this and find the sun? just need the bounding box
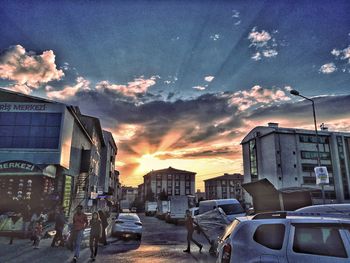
[135,154,166,175]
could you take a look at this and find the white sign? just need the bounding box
[314,166,329,185]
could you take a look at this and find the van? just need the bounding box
[198,199,245,221]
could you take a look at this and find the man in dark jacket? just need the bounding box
[72,205,88,262]
[51,206,66,247]
[183,210,202,253]
[98,210,108,245]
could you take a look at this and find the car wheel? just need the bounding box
[136,234,142,240]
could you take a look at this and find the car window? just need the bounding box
[221,219,240,241]
[218,203,244,215]
[293,225,347,258]
[118,214,138,221]
[253,224,285,250]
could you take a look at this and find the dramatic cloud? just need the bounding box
[204,76,215,82]
[192,86,206,91]
[229,85,291,111]
[0,45,64,94]
[46,77,90,100]
[319,63,337,74]
[248,28,279,60]
[331,45,350,62]
[96,76,158,98]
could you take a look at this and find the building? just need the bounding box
[195,189,206,203]
[121,186,138,204]
[241,122,350,204]
[98,130,118,209]
[0,88,119,221]
[204,173,244,201]
[0,89,93,217]
[143,167,196,200]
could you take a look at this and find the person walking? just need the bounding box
[98,210,108,245]
[183,210,202,253]
[22,204,32,238]
[51,206,66,247]
[71,205,88,262]
[32,220,43,249]
[89,212,102,261]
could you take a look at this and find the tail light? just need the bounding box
[221,244,231,263]
[115,220,124,224]
[135,222,142,226]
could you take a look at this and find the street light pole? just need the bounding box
[290,89,325,204]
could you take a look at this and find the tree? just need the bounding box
[145,188,155,201]
[158,189,168,201]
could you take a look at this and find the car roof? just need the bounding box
[200,199,240,205]
[296,204,350,214]
[118,213,140,220]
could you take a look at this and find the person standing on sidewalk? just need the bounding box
[32,220,43,249]
[183,210,202,253]
[89,212,102,261]
[71,205,88,262]
[98,210,108,245]
[51,206,66,247]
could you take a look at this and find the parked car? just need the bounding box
[199,199,246,221]
[145,201,157,216]
[112,213,142,240]
[296,204,350,215]
[130,207,137,213]
[216,211,350,263]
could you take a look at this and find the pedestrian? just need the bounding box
[51,206,66,247]
[89,212,102,261]
[22,204,32,238]
[183,210,202,253]
[71,205,88,262]
[98,210,108,245]
[32,220,43,249]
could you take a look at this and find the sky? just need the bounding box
[0,0,350,190]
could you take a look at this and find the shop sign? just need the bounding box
[314,166,329,185]
[0,161,42,173]
[0,103,47,112]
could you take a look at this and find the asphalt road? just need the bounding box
[0,214,217,263]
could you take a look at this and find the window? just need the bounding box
[301,151,330,160]
[299,135,328,144]
[249,140,258,181]
[293,225,347,258]
[218,204,244,215]
[253,224,285,250]
[0,112,61,149]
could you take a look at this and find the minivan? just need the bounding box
[199,199,246,221]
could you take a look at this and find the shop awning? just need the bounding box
[0,160,56,178]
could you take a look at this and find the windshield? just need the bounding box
[218,203,245,215]
[118,214,138,221]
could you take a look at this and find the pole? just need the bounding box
[311,100,325,204]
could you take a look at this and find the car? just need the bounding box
[131,207,137,213]
[199,199,246,221]
[216,211,350,263]
[112,213,142,240]
[296,204,350,215]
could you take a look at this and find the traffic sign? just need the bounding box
[314,166,329,185]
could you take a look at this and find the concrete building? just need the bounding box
[98,130,118,209]
[143,167,196,200]
[0,89,93,217]
[204,173,244,201]
[121,186,138,204]
[195,189,206,203]
[241,122,350,204]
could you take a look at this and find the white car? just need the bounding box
[112,213,142,240]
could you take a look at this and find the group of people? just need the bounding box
[66,205,109,263]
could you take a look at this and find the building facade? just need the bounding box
[204,173,244,201]
[143,167,196,200]
[121,186,138,204]
[0,89,118,221]
[241,122,350,204]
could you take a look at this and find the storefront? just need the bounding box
[0,160,61,212]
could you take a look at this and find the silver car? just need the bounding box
[112,213,142,240]
[216,211,350,263]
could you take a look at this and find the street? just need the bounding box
[0,214,216,263]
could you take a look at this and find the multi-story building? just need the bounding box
[0,89,93,217]
[121,186,138,204]
[195,189,206,203]
[241,122,350,204]
[143,167,196,200]
[98,130,118,209]
[204,173,244,201]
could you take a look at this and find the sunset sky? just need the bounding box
[1,0,350,190]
